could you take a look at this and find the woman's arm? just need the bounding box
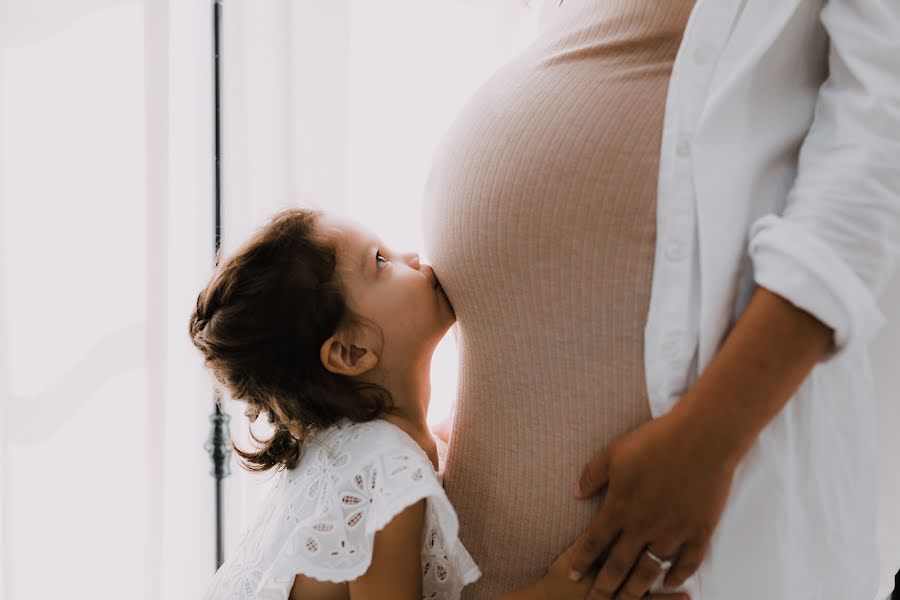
[666,285,833,469]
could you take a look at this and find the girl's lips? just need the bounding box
[426,266,441,289]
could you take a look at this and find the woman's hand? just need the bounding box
[538,538,690,600]
[568,405,739,600]
[566,286,834,599]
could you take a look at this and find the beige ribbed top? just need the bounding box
[422,0,694,597]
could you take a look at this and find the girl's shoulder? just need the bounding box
[285,418,444,528]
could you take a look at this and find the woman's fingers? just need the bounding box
[568,506,621,580]
[575,447,612,499]
[663,538,708,589]
[583,533,645,599]
[612,542,683,600]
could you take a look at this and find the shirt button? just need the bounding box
[665,238,688,261]
[676,134,691,157]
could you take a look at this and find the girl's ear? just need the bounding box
[319,333,378,376]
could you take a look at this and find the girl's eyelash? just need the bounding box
[376,250,388,266]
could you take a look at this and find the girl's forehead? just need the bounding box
[319,215,373,248]
[317,216,375,278]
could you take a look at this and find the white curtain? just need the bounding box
[0,0,217,598]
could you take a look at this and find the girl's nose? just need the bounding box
[408,253,421,269]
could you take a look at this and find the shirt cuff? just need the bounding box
[748,214,886,363]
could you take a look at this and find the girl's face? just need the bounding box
[316,214,455,375]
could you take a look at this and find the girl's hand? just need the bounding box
[537,539,595,599]
[539,539,689,600]
[568,405,737,600]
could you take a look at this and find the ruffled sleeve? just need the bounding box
[263,420,480,594]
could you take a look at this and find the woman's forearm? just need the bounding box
[668,285,834,467]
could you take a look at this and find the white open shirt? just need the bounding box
[629,0,900,597]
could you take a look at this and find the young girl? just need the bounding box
[189,208,686,600]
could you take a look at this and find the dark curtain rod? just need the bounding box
[204,0,231,572]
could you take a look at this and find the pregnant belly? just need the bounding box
[421,1,691,597]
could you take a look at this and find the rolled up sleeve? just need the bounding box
[748,0,900,362]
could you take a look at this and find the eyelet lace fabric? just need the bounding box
[203,419,481,600]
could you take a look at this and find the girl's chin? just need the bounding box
[435,310,456,336]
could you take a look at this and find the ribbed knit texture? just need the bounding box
[421,0,694,597]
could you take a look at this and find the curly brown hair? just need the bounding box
[188,208,392,473]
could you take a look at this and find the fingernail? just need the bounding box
[568,568,582,581]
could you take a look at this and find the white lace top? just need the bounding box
[202,418,481,600]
